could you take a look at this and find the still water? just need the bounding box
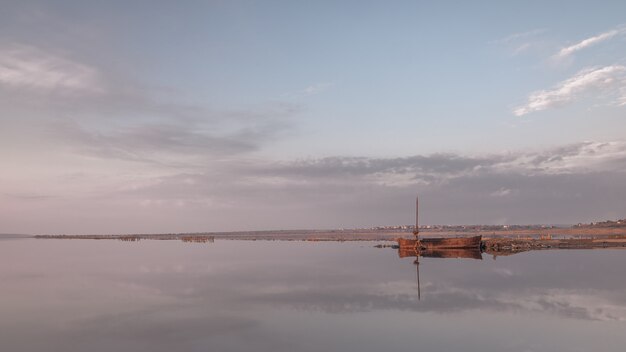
[1,238,626,352]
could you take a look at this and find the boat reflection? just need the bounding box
[398,247,483,301]
[398,247,483,260]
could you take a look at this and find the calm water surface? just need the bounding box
[1,239,626,352]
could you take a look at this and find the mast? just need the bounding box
[413,195,419,238]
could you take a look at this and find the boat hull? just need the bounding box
[397,235,482,250]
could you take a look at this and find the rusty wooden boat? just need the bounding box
[397,195,482,250]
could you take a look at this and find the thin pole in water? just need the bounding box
[414,195,421,300]
[414,195,419,238]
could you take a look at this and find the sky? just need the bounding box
[1,0,626,234]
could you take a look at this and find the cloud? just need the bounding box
[48,121,255,166]
[281,82,335,99]
[3,138,625,233]
[0,44,103,93]
[46,108,294,167]
[262,141,626,181]
[0,42,302,168]
[493,29,547,45]
[513,65,626,116]
[0,42,307,126]
[303,82,333,95]
[619,86,626,106]
[492,29,546,56]
[555,27,625,59]
[2,192,57,200]
[490,188,516,197]
[511,42,532,56]
[96,140,626,231]
[128,142,626,197]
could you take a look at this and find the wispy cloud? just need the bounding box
[619,86,626,106]
[514,65,626,116]
[46,103,299,167]
[302,82,333,96]
[555,27,625,59]
[492,29,547,56]
[490,188,517,197]
[0,42,303,167]
[511,42,532,56]
[2,192,57,201]
[281,82,334,99]
[493,29,547,45]
[0,44,103,93]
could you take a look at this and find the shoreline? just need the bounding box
[31,229,626,256]
[32,227,626,241]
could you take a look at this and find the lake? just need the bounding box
[1,238,626,351]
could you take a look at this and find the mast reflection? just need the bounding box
[398,247,483,301]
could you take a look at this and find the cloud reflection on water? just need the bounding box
[1,240,626,352]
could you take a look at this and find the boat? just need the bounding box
[397,196,482,250]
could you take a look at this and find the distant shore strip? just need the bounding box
[35,234,215,243]
[33,227,626,242]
